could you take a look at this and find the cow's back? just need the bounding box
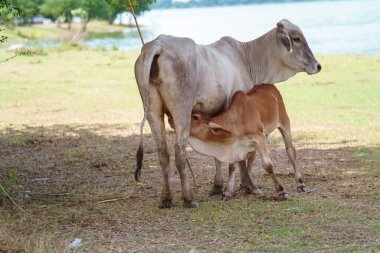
[138,34,253,116]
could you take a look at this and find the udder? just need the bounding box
[193,92,228,116]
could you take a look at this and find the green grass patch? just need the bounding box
[0,49,379,252]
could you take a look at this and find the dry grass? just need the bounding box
[0,50,379,252]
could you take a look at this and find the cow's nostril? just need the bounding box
[317,63,322,71]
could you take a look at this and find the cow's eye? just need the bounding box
[293,37,301,43]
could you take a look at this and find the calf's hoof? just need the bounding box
[251,188,264,196]
[209,185,224,196]
[278,191,289,200]
[183,199,198,208]
[159,198,173,209]
[297,185,309,193]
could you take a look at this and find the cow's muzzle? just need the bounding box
[306,62,322,75]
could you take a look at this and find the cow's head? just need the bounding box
[276,19,321,75]
[190,112,232,141]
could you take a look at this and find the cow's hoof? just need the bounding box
[183,199,198,208]
[221,193,232,201]
[159,198,173,209]
[278,192,289,200]
[241,186,263,196]
[297,185,309,193]
[209,185,224,196]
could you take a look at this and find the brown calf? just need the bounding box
[189,84,307,199]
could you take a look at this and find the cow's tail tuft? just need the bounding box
[135,101,147,181]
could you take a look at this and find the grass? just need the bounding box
[1,21,128,47]
[0,48,379,252]
[278,55,380,146]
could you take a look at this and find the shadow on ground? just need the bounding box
[0,124,379,252]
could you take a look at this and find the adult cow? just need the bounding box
[134,19,321,208]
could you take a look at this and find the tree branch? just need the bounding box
[0,181,28,214]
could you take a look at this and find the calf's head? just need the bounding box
[276,19,321,75]
[190,112,232,142]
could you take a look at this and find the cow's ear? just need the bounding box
[208,122,231,136]
[277,22,293,53]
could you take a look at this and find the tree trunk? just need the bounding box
[108,15,113,25]
[82,20,89,33]
[23,17,30,26]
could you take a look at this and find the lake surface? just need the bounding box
[56,0,380,54]
[82,0,380,55]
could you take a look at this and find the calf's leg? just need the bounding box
[221,163,237,200]
[255,135,288,199]
[239,160,263,195]
[239,151,256,190]
[278,124,307,192]
[246,151,256,175]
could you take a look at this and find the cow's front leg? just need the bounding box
[210,159,224,195]
[239,160,263,196]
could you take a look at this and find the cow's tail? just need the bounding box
[134,44,162,182]
[135,101,147,182]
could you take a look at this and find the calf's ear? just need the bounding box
[277,22,292,53]
[191,113,202,121]
[208,122,231,136]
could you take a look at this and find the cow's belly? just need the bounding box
[192,90,228,115]
[192,45,251,115]
[193,78,250,115]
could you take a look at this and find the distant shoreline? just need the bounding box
[151,0,334,10]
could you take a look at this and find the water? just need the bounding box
[125,0,380,55]
[32,0,380,54]
[82,29,149,51]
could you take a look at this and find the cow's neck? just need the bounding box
[242,29,297,85]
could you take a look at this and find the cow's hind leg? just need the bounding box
[170,108,198,208]
[255,135,288,200]
[210,159,224,195]
[146,91,172,208]
[278,124,307,192]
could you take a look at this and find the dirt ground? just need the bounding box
[0,125,379,252]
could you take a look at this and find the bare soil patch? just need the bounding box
[0,125,379,252]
